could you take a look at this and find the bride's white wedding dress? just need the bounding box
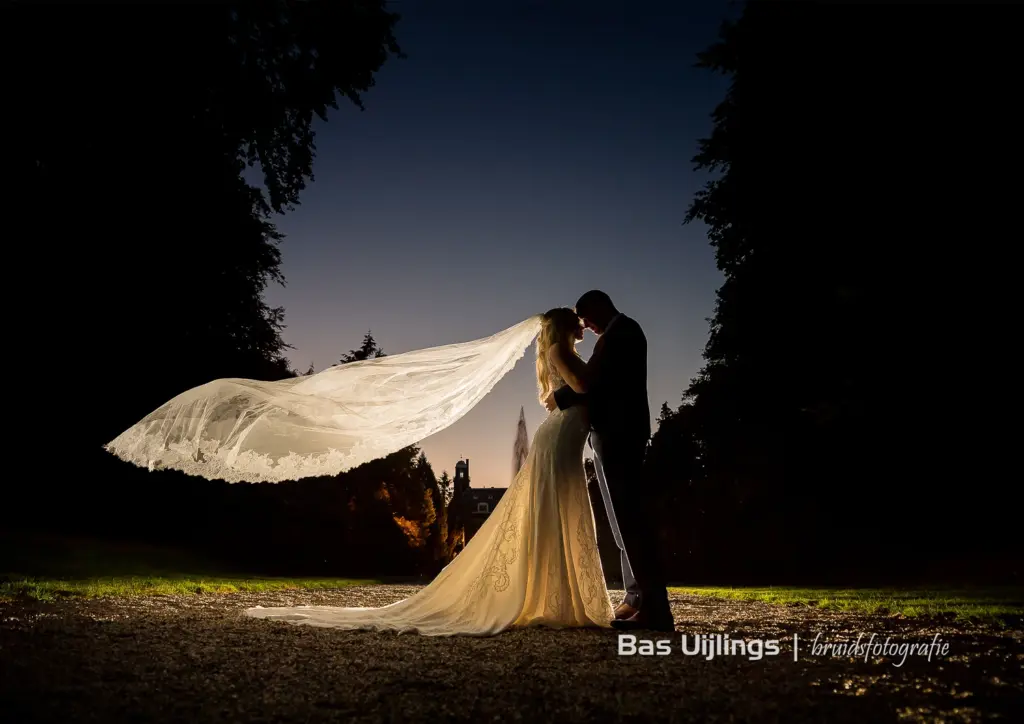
[102,313,612,636]
[244,370,614,636]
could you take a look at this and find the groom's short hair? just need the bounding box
[575,290,614,317]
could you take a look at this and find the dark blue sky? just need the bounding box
[264,0,738,487]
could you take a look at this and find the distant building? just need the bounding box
[464,486,506,539]
[454,458,469,495]
[446,457,507,545]
[446,410,526,551]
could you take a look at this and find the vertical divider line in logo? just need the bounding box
[793,633,798,661]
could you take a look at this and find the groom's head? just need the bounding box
[574,290,618,334]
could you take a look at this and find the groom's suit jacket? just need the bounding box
[554,313,651,444]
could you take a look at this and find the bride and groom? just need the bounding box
[106,289,674,636]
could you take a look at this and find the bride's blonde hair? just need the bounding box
[536,307,582,405]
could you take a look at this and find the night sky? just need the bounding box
[263,0,738,488]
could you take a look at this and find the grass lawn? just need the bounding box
[1,575,374,601]
[0,531,376,601]
[670,586,1024,622]
[7,577,1020,624]
[4,533,1020,623]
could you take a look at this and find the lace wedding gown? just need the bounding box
[244,371,614,636]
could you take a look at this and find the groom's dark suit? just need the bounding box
[553,313,671,621]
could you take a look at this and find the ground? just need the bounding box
[1,585,1021,722]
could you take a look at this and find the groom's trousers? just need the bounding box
[590,432,669,612]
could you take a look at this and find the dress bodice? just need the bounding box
[548,372,566,391]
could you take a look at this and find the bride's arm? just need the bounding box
[547,343,590,393]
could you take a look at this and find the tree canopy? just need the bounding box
[340,332,387,364]
[644,3,1005,583]
[14,2,404,449]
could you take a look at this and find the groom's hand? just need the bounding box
[543,391,557,411]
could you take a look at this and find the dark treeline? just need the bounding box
[9,3,1016,585]
[15,2,404,443]
[8,3,462,577]
[639,4,1018,586]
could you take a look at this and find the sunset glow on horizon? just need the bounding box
[262,0,735,488]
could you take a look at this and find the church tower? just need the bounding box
[454,458,470,496]
[512,405,529,480]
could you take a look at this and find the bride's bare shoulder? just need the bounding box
[546,341,574,366]
[546,342,588,392]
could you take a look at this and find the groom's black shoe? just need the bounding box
[610,609,675,633]
[614,602,638,620]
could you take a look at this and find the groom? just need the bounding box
[544,290,674,632]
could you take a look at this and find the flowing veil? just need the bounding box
[105,315,543,483]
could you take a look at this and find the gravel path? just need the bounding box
[1,585,1021,722]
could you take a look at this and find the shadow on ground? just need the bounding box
[1,586,1021,722]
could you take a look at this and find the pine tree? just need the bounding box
[678,3,945,579]
[415,451,448,569]
[336,332,430,568]
[438,471,453,508]
[339,331,385,364]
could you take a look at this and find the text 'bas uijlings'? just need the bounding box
[618,634,782,660]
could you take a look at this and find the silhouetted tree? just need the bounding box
[331,336,445,573]
[415,451,449,570]
[12,2,405,541]
[641,399,703,579]
[438,471,453,509]
[14,5,401,435]
[340,331,386,364]
[680,4,882,580]
[675,3,1017,584]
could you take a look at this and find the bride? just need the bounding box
[246,308,612,635]
[106,308,614,635]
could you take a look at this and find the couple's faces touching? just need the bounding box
[574,313,600,340]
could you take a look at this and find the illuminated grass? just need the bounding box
[0,575,376,601]
[0,533,378,601]
[670,586,1024,622]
